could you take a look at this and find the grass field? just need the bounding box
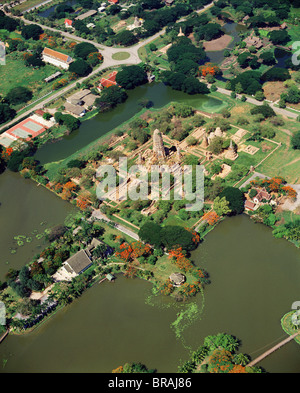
[111,52,130,61]
[14,0,51,12]
[0,55,63,105]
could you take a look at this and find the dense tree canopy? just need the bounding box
[21,24,43,40]
[95,86,128,109]
[0,103,16,124]
[0,10,19,31]
[167,37,206,64]
[138,222,197,251]
[291,130,300,150]
[74,42,99,60]
[6,86,33,105]
[229,71,262,95]
[250,104,276,118]
[268,30,290,45]
[115,65,148,89]
[194,23,223,41]
[219,187,245,215]
[69,59,92,77]
[261,67,291,82]
[114,30,137,46]
[138,222,162,248]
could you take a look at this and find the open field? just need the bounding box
[14,0,53,13]
[0,55,64,105]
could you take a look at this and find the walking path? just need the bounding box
[91,210,139,241]
[247,331,300,368]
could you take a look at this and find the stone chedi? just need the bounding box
[226,139,238,160]
[201,134,209,148]
[153,129,166,159]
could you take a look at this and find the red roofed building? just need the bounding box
[244,200,257,212]
[42,47,73,69]
[98,71,118,91]
[65,19,73,28]
[253,188,271,204]
[108,0,119,4]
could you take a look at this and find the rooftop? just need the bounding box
[42,47,72,64]
[75,10,97,20]
[64,249,92,275]
[64,102,86,116]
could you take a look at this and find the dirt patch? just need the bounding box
[263,81,286,102]
[203,34,232,51]
[261,143,272,152]
[230,105,248,115]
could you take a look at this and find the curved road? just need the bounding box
[2,1,297,132]
[1,2,215,131]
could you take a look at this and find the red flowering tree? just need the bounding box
[203,211,219,225]
[281,185,297,199]
[1,147,13,161]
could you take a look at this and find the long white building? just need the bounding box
[42,47,73,70]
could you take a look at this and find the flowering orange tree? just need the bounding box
[116,241,151,262]
[112,366,124,373]
[124,263,138,279]
[1,147,13,161]
[116,242,134,262]
[208,349,235,373]
[229,365,247,373]
[76,195,89,210]
[61,181,77,200]
[198,63,220,77]
[178,283,199,299]
[39,33,47,41]
[53,78,68,90]
[158,279,174,296]
[203,211,219,225]
[168,247,194,272]
[263,177,285,192]
[281,185,297,199]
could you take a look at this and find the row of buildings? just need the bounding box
[62,71,118,117]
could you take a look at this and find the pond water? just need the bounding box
[274,48,292,68]
[0,170,77,280]
[34,82,225,165]
[0,215,299,373]
[0,73,299,373]
[38,0,79,18]
[206,22,248,65]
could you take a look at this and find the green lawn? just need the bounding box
[0,55,65,105]
[112,52,130,61]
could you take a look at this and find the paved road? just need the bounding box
[2,1,298,132]
[91,210,139,241]
[18,0,215,67]
[0,2,215,131]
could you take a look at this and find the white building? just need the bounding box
[42,47,73,70]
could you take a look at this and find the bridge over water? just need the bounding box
[248,332,300,368]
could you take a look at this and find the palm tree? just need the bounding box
[233,353,250,366]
